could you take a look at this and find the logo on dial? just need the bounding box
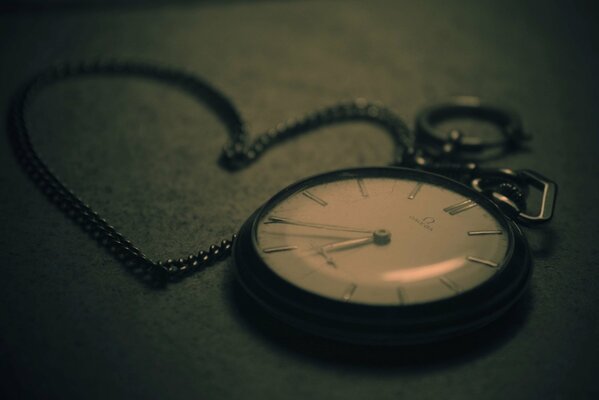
[409,215,436,231]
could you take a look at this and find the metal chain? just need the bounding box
[8,61,413,286]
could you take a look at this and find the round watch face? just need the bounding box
[255,172,510,306]
[234,167,530,344]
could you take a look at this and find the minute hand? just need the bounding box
[266,216,373,234]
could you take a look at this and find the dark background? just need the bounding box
[1,0,598,398]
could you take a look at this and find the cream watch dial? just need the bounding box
[255,176,510,306]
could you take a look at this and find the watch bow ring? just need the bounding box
[415,96,531,162]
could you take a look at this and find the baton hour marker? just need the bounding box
[408,182,423,200]
[440,276,461,293]
[444,199,477,215]
[468,230,503,236]
[343,284,357,302]
[397,287,406,305]
[262,245,298,253]
[302,190,328,206]
[357,178,369,197]
[467,256,499,268]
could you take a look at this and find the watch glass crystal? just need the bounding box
[255,175,510,306]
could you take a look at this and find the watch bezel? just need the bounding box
[234,166,531,344]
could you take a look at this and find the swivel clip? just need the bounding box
[470,168,557,225]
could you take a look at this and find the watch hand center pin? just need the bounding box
[373,229,391,245]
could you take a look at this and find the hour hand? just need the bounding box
[315,230,391,267]
[321,229,391,252]
[321,236,374,252]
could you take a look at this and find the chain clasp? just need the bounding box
[470,168,557,225]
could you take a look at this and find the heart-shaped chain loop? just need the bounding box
[8,61,413,286]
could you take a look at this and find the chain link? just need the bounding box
[8,61,413,286]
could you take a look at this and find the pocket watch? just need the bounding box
[233,166,555,344]
[9,62,557,345]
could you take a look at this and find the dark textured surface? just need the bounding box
[1,1,598,398]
